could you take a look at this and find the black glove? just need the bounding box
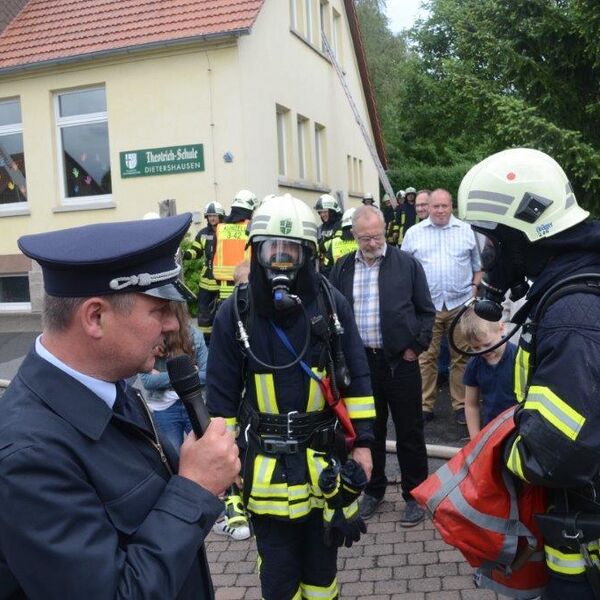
[323,502,367,548]
[318,459,367,509]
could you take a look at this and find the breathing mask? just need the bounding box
[472,225,530,322]
[257,237,306,311]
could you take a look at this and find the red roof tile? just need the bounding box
[0,0,264,70]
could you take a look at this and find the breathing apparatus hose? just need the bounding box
[447,297,525,358]
[233,283,312,370]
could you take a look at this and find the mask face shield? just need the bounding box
[472,225,529,321]
[257,238,305,274]
[256,238,307,311]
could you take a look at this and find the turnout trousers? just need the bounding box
[252,511,338,599]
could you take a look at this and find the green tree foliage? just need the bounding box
[356,0,600,211]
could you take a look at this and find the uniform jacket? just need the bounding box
[186,224,218,292]
[329,246,435,366]
[206,285,374,520]
[0,350,223,600]
[505,222,600,493]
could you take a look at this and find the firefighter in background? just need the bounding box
[183,201,225,343]
[315,193,342,276]
[321,207,358,274]
[396,186,417,245]
[381,194,399,246]
[212,189,258,303]
[458,148,600,599]
[206,194,375,600]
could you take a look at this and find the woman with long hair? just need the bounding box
[139,302,208,449]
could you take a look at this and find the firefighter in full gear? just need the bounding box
[457,147,600,600]
[315,194,342,277]
[182,201,225,343]
[361,192,376,206]
[212,189,257,303]
[321,208,358,275]
[206,194,375,600]
[396,186,417,245]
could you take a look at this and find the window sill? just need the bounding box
[0,302,32,312]
[278,178,330,193]
[53,200,116,213]
[0,204,30,218]
[348,191,365,199]
[290,29,337,66]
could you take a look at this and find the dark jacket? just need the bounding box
[0,350,223,600]
[329,246,435,366]
[505,221,600,494]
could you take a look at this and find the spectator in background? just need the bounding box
[459,308,518,439]
[139,302,208,449]
[414,189,431,222]
[401,188,482,425]
[330,205,435,525]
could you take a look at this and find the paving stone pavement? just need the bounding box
[206,482,511,600]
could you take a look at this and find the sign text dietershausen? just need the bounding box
[120,144,205,178]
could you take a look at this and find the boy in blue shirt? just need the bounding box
[460,308,518,439]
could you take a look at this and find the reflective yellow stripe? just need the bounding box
[345,395,376,419]
[291,586,302,600]
[301,577,338,599]
[525,385,586,440]
[254,374,279,414]
[307,448,329,489]
[306,369,326,412]
[514,347,530,402]
[224,417,238,436]
[505,435,528,481]
[545,545,586,575]
[331,238,358,262]
[254,454,277,486]
[342,499,359,519]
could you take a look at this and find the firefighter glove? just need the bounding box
[322,500,367,548]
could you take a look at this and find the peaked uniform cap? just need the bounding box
[18,213,192,300]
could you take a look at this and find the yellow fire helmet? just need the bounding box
[249,193,319,248]
[458,148,589,242]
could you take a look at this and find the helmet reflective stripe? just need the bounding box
[458,148,589,241]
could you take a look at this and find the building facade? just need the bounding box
[0,0,386,312]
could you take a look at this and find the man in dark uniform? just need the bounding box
[206,194,375,600]
[458,148,600,599]
[183,201,226,344]
[0,214,240,599]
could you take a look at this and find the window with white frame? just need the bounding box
[304,0,313,43]
[332,8,341,59]
[55,87,112,203]
[314,123,325,184]
[0,98,27,206]
[289,0,297,30]
[297,115,308,180]
[319,0,330,51]
[276,105,290,177]
[0,274,31,311]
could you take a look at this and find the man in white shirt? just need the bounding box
[402,189,482,424]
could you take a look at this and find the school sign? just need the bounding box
[120,144,205,178]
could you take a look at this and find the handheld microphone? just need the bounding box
[167,355,211,437]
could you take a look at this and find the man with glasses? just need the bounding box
[330,205,435,524]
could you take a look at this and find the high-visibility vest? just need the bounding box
[212,221,251,282]
[412,406,548,599]
[330,237,358,263]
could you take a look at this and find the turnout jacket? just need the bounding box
[503,222,600,580]
[329,246,435,365]
[206,287,375,520]
[184,224,219,292]
[0,350,223,600]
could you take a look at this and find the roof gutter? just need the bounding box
[0,28,251,76]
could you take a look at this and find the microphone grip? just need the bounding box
[183,392,211,438]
